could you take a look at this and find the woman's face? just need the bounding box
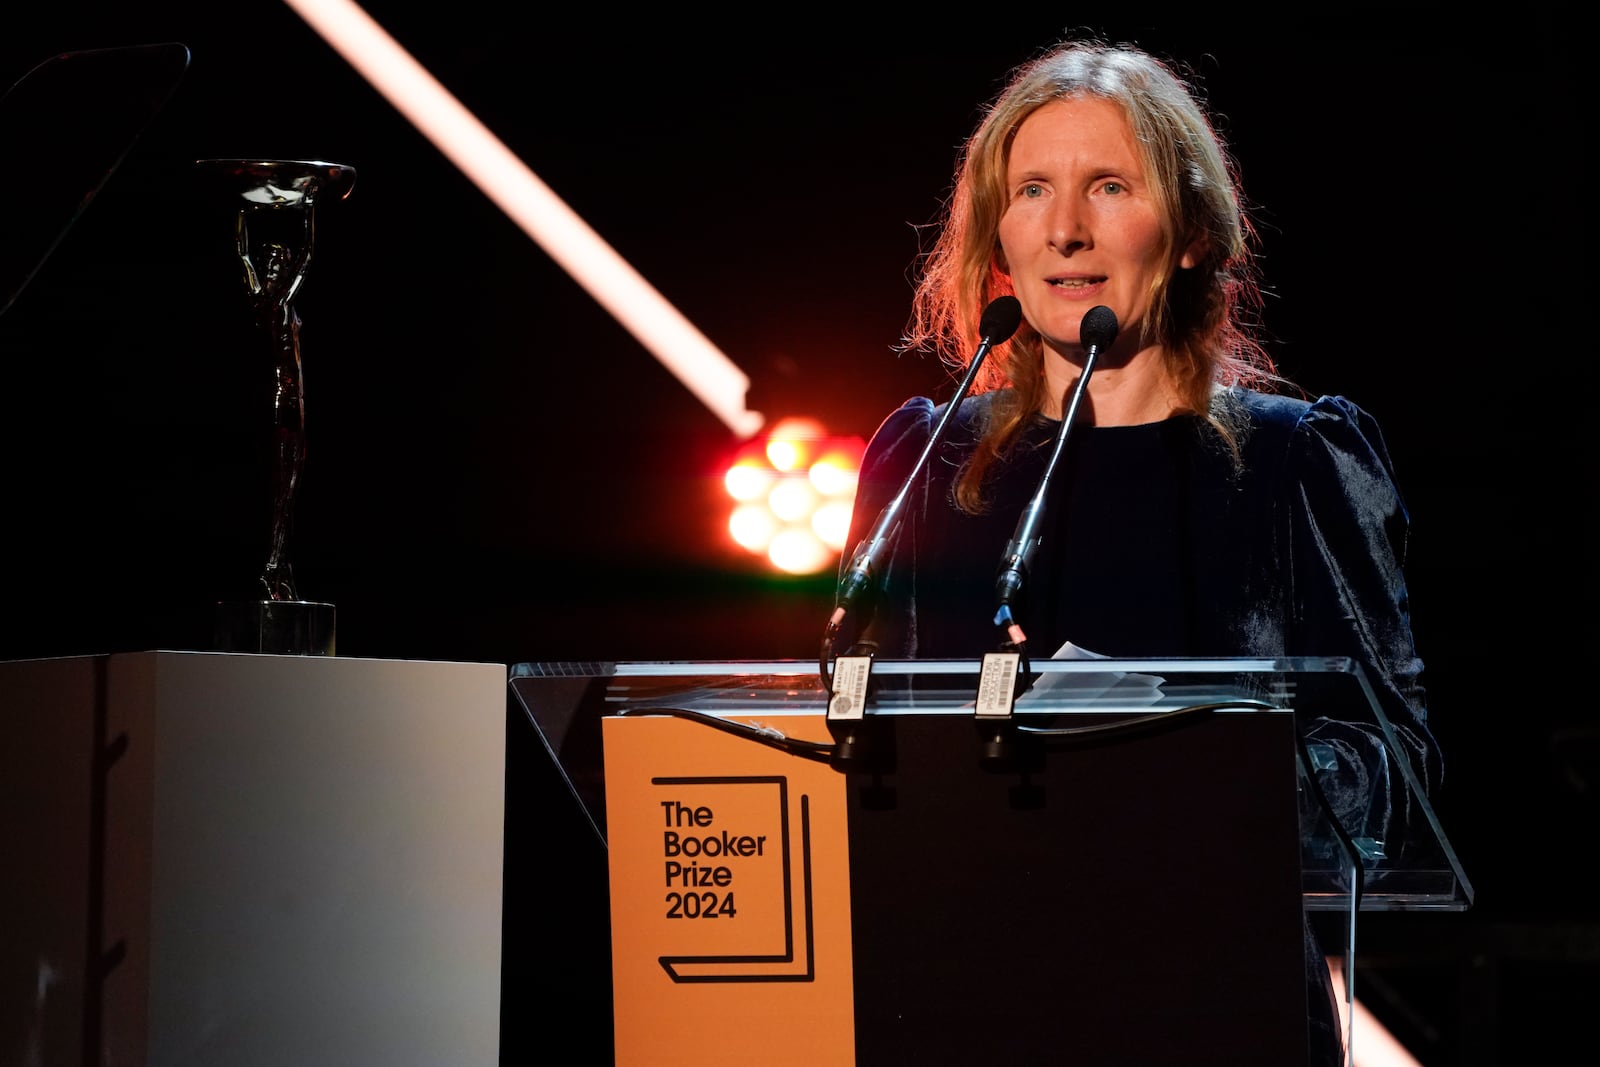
[997,96,1190,356]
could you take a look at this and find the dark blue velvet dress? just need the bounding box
[839,386,1442,1065]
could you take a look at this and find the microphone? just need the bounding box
[991,304,1118,645]
[822,294,1022,769]
[826,294,1023,641]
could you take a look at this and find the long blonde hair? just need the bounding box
[901,40,1279,512]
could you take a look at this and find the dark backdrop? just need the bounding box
[3,5,1592,1065]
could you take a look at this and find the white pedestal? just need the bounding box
[1,651,507,1067]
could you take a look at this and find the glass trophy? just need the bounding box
[199,159,355,656]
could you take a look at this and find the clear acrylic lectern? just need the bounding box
[509,655,1472,1066]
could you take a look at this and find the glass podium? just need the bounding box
[509,655,1473,1066]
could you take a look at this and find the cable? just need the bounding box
[1020,698,1368,908]
[1293,727,1368,913]
[1018,698,1274,742]
[619,698,1372,916]
[616,705,837,765]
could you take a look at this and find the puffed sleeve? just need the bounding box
[1284,395,1442,853]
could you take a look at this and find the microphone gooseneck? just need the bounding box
[991,305,1119,646]
[822,295,1023,674]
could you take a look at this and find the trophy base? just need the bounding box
[214,600,336,656]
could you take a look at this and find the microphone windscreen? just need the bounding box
[1080,305,1119,351]
[979,295,1023,344]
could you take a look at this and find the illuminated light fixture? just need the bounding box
[280,0,763,439]
[808,451,859,497]
[723,460,774,503]
[810,499,854,547]
[768,527,835,577]
[723,418,866,575]
[767,478,820,524]
[728,503,779,553]
[765,437,802,472]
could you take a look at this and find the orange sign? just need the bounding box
[603,713,854,1065]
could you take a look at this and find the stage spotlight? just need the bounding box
[722,419,865,575]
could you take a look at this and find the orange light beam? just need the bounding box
[279,0,764,439]
[1327,955,1426,1067]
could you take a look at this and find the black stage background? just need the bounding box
[3,5,1592,1065]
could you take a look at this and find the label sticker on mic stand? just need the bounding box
[827,656,872,721]
[975,652,1020,718]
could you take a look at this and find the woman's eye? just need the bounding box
[1021,183,1044,198]
[1101,181,1125,195]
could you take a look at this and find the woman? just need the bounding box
[838,38,1442,1066]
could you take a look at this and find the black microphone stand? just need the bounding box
[819,295,1023,687]
[991,305,1120,662]
[981,306,1118,767]
[818,295,1024,774]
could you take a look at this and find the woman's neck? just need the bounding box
[1041,344,1186,426]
